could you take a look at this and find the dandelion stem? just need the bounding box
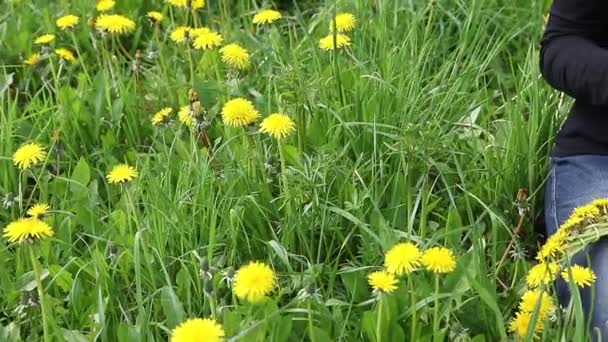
[331,48,345,106]
[187,44,195,87]
[409,276,417,341]
[376,295,383,342]
[277,140,291,214]
[70,32,92,85]
[29,246,51,342]
[308,300,317,342]
[432,274,440,341]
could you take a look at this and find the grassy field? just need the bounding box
[1,0,590,340]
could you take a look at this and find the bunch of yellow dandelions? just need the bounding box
[368,242,457,294]
[319,12,356,51]
[169,260,276,342]
[509,199,607,339]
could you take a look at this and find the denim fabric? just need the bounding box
[545,155,608,341]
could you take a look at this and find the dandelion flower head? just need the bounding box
[3,218,54,243]
[34,34,55,45]
[146,11,164,23]
[170,26,192,43]
[56,15,80,30]
[536,229,568,261]
[559,214,585,233]
[330,13,357,33]
[384,242,422,275]
[591,198,608,213]
[572,203,600,222]
[509,311,544,339]
[55,48,76,63]
[259,113,296,139]
[178,105,196,127]
[13,143,47,169]
[519,289,555,319]
[421,246,457,274]
[253,9,282,25]
[319,34,351,51]
[106,164,138,184]
[167,0,205,10]
[24,53,41,66]
[220,43,251,70]
[152,107,172,126]
[368,270,398,294]
[95,14,136,35]
[27,203,50,218]
[96,0,115,12]
[526,262,560,288]
[193,29,223,50]
[233,261,276,303]
[221,98,260,127]
[170,318,225,342]
[561,265,597,288]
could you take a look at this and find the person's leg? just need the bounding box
[545,155,608,340]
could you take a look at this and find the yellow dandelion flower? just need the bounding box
[591,198,608,212]
[152,107,172,126]
[56,15,80,30]
[170,317,225,342]
[561,265,597,288]
[13,143,47,169]
[146,11,164,23]
[384,242,422,275]
[170,26,192,43]
[421,246,457,274]
[24,53,41,66]
[221,98,260,127]
[259,113,296,139]
[253,9,282,25]
[560,215,585,233]
[95,14,136,35]
[233,261,276,303]
[27,203,51,218]
[55,48,76,63]
[220,43,251,70]
[96,0,115,12]
[572,204,600,222]
[193,29,223,50]
[178,105,195,127]
[536,229,568,261]
[190,27,210,37]
[368,270,398,294]
[167,0,205,10]
[519,289,555,319]
[526,262,560,288]
[3,218,54,243]
[509,311,544,339]
[330,13,357,33]
[319,34,351,51]
[106,164,138,184]
[34,34,56,45]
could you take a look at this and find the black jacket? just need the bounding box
[541,0,608,156]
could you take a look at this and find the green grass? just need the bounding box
[0,0,591,340]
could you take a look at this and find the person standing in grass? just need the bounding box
[541,0,608,339]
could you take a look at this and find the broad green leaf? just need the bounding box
[61,329,88,342]
[160,286,186,330]
[70,158,91,192]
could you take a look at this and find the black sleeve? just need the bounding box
[540,0,608,106]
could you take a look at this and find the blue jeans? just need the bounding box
[545,155,608,340]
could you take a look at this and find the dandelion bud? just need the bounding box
[188,89,199,103]
[204,277,215,296]
[222,266,235,287]
[200,256,210,273]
